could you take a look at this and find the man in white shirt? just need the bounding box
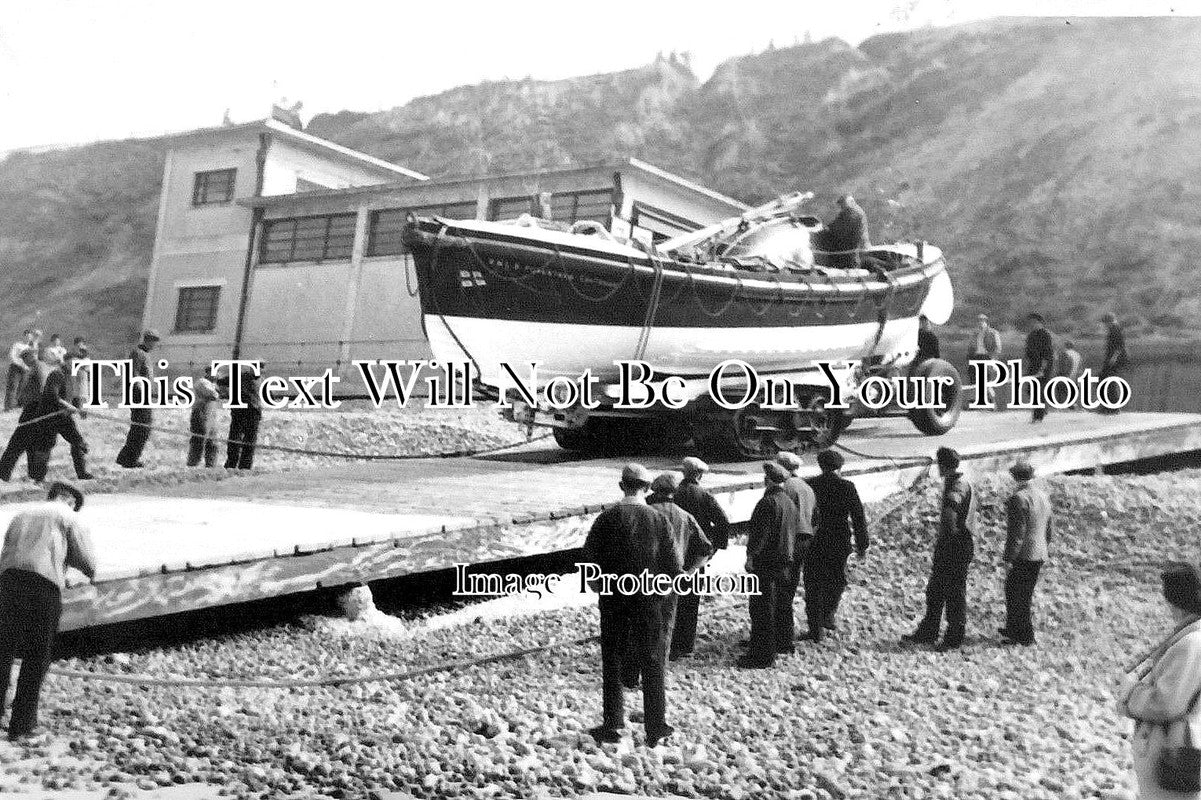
[0,482,96,741]
[4,330,35,412]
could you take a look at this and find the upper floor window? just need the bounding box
[550,189,613,225]
[174,285,221,333]
[259,213,357,264]
[192,168,237,206]
[366,202,478,257]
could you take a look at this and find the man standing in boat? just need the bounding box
[817,194,871,269]
[1023,313,1056,423]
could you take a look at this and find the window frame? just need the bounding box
[191,168,237,206]
[173,285,222,334]
[258,213,358,265]
[366,202,479,257]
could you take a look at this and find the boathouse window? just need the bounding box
[550,189,613,225]
[173,286,221,333]
[631,202,701,243]
[489,195,534,221]
[366,202,478,257]
[259,213,357,264]
[192,168,237,206]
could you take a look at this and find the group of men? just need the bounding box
[1,331,94,483]
[901,447,1054,650]
[114,329,263,472]
[1,327,264,482]
[585,444,1056,746]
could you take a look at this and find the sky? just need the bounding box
[0,0,1196,153]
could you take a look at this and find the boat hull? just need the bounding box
[405,217,951,388]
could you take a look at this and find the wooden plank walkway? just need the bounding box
[11,409,1195,631]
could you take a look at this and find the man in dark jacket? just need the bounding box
[219,363,263,470]
[115,329,159,468]
[1099,312,1128,414]
[1023,313,1055,423]
[775,451,816,652]
[739,462,799,669]
[670,457,729,659]
[803,449,869,643]
[646,472,712,667]
[817,194,871,268]
[28,364,92,482]
[0,351,53,481]
[901,447,976,651]
[913,315,941,370]
[583,464,682,747]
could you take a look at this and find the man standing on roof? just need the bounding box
[669,457,729,660]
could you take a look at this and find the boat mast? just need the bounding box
[657,190,814,255]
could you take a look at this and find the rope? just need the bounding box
[683,260,742,319]
[633,250,666,361]
[80,405,550,462]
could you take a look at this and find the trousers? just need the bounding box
[747,569,790,664]
[3,366,26,412]
[116,408,152,466]
[0,570,62,739]
[803,550,849,639]
[600,596,671,734]
[225,407,262,470]
[915,557,971,644]
[1004,560,1043,644]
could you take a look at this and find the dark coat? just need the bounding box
[674,478,730,550]
[647,495,713,574]
[916,329,941,363]
[1024,327,1055,378]
[583,502,682,599]
[746,485,799,577]
[933,473,976,565]
[806,472,870,558]
[1103,324,1129,374]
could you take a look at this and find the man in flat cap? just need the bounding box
[583,464,682,747]
[645,472,712,666]
[1001,460,1053,645]
[740,461,799,668]
[670,457,729,659]
[803,449,869,643]
[775,451,816,651]
[0,481,96,740]
[115,329,160,468]
[902,447,977,651]
[0,350,52,481]
[816,194,871,269]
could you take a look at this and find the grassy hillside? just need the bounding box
[3,17,1200,356]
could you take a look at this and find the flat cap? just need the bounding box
[763,461,789,484]
[775,451,804,472]
[936,447,961,469]
[816,449,844,472]
[1163,562,1201,614]
[680,456,709,475]
[651,471,682,494]
[143,328,161,341]
[47,480,84,511]
[1009,460,1035,481]
[621,463,652,486]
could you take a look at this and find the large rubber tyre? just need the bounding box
[907,357,963,435]
[552,426,596,452]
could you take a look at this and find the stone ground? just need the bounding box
[0,468,1195,798]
